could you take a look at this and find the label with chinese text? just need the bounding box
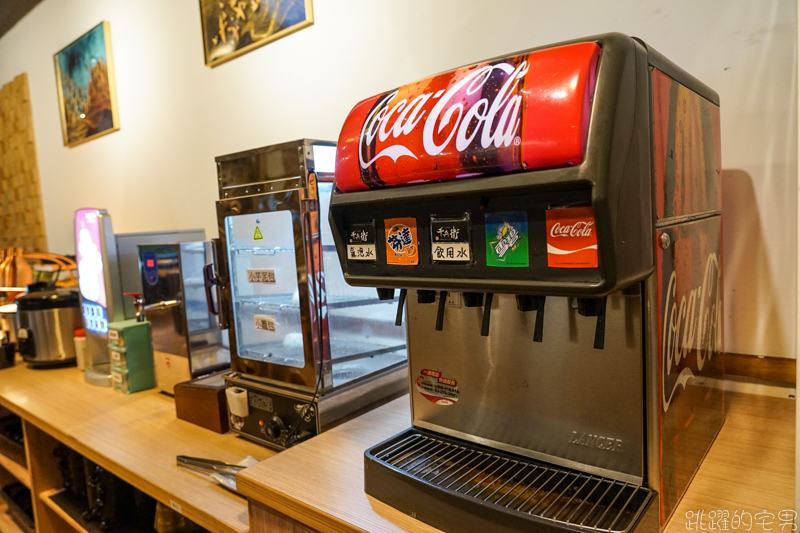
[384,218,418,265]
[545,207,598,268]
[485,212,528,267]
[247,269,276,283]
[431,216,471,263]
[347,221,377,262]
[254,314,276,332]
[415,368,459,405]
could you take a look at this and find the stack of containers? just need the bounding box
[108,319,156,394]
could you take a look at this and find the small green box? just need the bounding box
[108,319,155,393]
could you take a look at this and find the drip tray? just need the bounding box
[365,428,658,533]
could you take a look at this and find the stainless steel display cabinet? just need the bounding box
[207,140,408,449]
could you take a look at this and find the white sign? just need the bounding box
[347,244,376,261]
[431,243,470,262]
[247,268,276,283]
[254,314,276,332]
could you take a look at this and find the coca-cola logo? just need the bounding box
[661,253,722,413]
[550,221,594,238]
[358,61,530,169]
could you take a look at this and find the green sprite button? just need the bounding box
[485,212,528,267]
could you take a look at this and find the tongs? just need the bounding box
[176,455,246,477]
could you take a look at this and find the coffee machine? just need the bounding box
[329,33,723,533]
[207,140,408,450]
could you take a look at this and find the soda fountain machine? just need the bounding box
[329,33,723,533]
[205,140,409,450]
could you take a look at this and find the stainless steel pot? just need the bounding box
[15,289,81,366]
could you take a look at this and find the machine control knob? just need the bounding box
[265,416,285,439]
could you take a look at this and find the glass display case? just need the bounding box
[209,140,408,449]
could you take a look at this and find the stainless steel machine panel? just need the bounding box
[140,242,230,381]
[408,290,644,483]
[116,229,205,319]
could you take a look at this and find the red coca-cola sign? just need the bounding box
[335,42,601,192]
[545,207,598,268]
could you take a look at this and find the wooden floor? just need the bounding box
[664,392,795,532]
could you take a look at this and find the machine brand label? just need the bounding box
[254,314,276,333]
[568,431,623,453]
[348,221,377,262]
[358,61,529,170]
[661,252,722,413]
[485,212,528,267]
[431,216,471,263]
[247,269,276,284]
[545,207,598,268]
[385,218,418,265]
[249,393,274,413]
[416,369,459,405]
[335,43,601,192]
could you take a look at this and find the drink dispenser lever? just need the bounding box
[533,296,546,343]
[480,293,494,337]
[594,299,607,350]
[435,291,447,331]
[395,289,407,326]
[515,295,546,343]
[577,297,607,350]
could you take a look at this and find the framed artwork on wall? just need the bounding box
[53,21,119,148]
[200,0,314,67]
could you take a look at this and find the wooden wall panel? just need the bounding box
[0,73,47,252]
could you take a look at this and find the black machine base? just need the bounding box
[365,428,659,533]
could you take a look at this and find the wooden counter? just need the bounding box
[238,392,795,533]
[0,363,276,533]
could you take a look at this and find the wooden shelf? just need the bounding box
[39,489,91,533]
[0,496,29,533]
[0,364,274,533]
[0,453,30,489]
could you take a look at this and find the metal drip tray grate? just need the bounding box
[365,428,656,533]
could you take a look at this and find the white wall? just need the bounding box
[0,0,796,359]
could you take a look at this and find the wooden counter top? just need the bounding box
[0,363,276,533]
[238,392,795,533]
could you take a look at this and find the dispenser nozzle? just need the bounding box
[480,293,494,337]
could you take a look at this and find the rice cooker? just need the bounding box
[16,289,81,367]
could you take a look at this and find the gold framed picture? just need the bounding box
[200,0,314,67]
[53,21,120,148]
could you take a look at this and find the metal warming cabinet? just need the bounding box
[206,140,408,450]
[328,33,723,533]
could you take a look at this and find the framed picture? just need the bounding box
[200,0,314,67]
[53,21,119,148]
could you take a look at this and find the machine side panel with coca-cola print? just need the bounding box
[656,217,724,525]
[336,42,601,192]
[652,69,722,221]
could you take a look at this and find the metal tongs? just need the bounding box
[176,455,259,496]
[176,455,246,476]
